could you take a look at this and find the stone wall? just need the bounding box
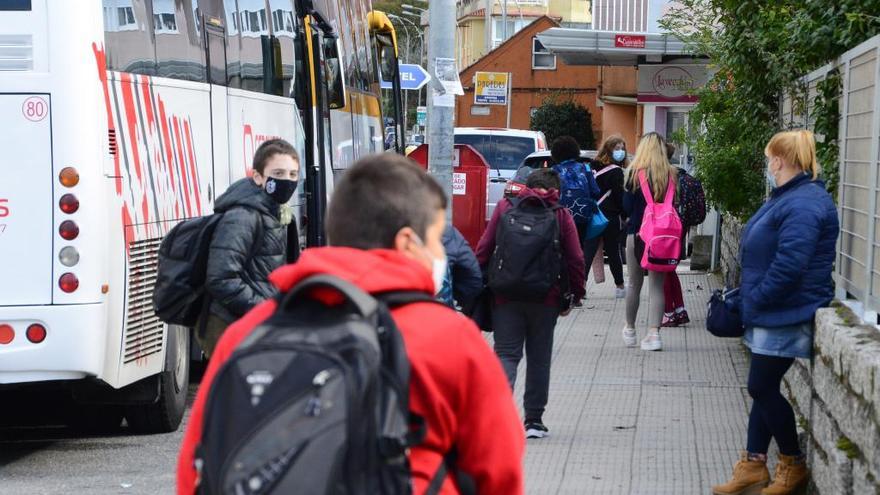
[719,214,743,286]
[783,307,880,494]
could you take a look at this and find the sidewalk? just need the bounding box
[509,265,752,494]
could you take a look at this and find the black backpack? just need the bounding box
[153,211,261,327]
[488,197,563,301]
[677,168,707,228]
[193,275,464,495]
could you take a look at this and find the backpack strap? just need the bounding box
[637,171,675,206]
[374,290,443,308]
[594,164,620,178]
[425,447,476,495]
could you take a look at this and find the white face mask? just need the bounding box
[412,234,448,295]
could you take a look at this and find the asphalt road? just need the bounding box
[0,380,199,495]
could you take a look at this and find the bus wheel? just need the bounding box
[126,324,190,434]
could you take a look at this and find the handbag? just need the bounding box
[585,190,611,239]
[706,287,745,337]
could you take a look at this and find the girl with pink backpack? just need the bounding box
[621,133,682,351]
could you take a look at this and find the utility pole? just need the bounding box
[427,0,456,219]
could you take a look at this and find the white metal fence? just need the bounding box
[782,35,880,325]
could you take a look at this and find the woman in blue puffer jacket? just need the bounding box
[713,130,839,495]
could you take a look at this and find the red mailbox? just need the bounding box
[407,144,489,250]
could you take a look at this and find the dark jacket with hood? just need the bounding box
[476,187,586,307]
[206,178,291,323]
[589,159,625,217]
[740,174,839,328]
[441,225,482,309]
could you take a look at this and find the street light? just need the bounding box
[402,4,427,12]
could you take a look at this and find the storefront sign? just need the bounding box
[474,72,510,105]
[615,34,646,49]
[638,64,710,103]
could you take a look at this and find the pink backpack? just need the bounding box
[638,171,682,272]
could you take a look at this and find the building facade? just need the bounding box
[455,16,640,149]
[456,0,592,68]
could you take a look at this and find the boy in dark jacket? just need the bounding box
[475,168,585,439]
[179,155,525,495]
[197,139,300,357]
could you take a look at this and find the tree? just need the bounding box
[661,0,880,219]
[529,95,595,150]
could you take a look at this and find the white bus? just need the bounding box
[0,0,403,433]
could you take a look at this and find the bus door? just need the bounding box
[204,15,228,203]
[296,1,346,246]
[374,29,403,153]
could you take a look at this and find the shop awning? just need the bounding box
[536,29,693,66]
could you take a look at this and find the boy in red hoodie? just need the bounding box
[177,155,524,495]
[476,167,585,439]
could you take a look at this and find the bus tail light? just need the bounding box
[59,220,79,240]
[59,273,79,293]
[59,167,79,187]
[59,194,79,214]
[0,324,13,345]
[59,246,80,267]
[26,324,46,344]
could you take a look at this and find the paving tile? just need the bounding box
[506,265,753,494]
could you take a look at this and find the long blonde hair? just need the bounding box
[765,130,819,179]
[626,133,677,202]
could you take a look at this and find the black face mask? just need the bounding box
[264,177,298,204]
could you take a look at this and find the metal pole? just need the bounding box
[428,0,455,221]
[484,0,492,51]
[501,0,507,42]
[506,72,512,128]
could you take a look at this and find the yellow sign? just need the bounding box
[474,72,510,105]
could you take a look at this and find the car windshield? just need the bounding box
[454,134,536,170]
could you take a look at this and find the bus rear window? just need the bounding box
[0,1,31,11]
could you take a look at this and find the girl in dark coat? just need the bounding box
[584,134,628,297]
[713,130,839,495]
[198,139,300,357]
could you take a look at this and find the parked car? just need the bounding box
[504,150,598,198]
[453,127,547,219]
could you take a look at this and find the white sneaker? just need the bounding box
[622,326,637,347]
[641,331,662,351]
[615,287,626,299]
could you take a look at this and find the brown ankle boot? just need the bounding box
[712,452,770,495]
[762,454,809,495]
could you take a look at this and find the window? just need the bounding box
[103,0,157,74]
[234,1,268,91]
[269,0,298,97]
[532,37,556,70]
[454,134,537,171]
[222,0,243,87]
[153,0,205,81]
[492,18,528,47]
[151,0,177,34]
[0,0,31,10]
[103,0,139,32]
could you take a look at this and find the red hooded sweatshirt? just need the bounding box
[177,248,525,495]
[476,188,586,306]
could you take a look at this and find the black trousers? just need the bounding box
[746,353,801,456]
[492,302,559,420]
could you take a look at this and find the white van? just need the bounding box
[453,128,547,218]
